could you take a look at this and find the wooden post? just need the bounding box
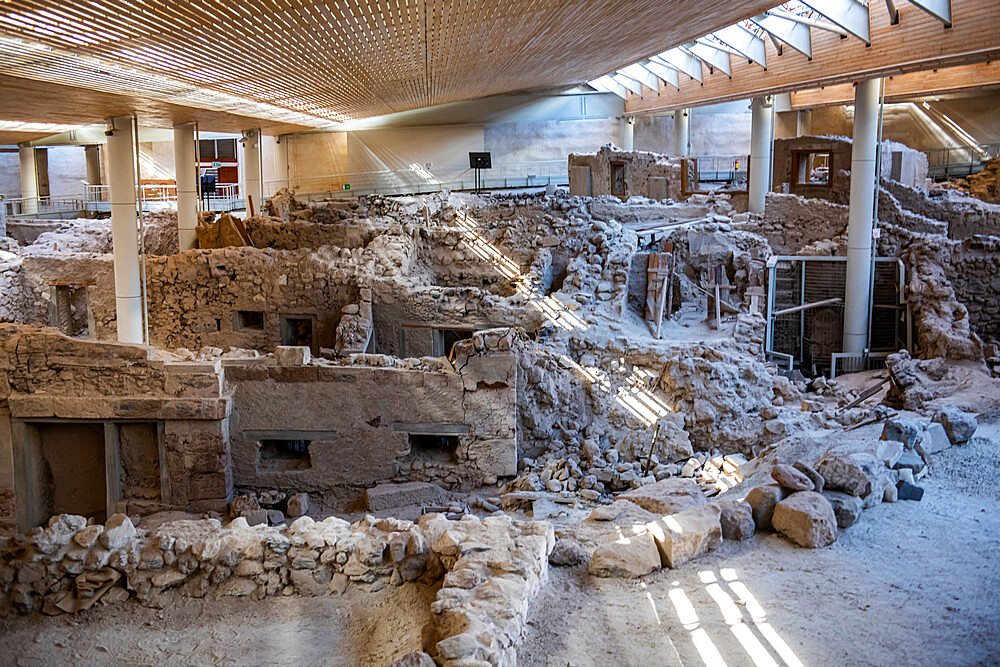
[714,284,722,330]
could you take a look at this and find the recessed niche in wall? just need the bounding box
[234,310,265,331]
[280,315,314,348]
[407,433,459,464]
[433,328,475,358]
[258,439,312,472]
[791,150,833,187]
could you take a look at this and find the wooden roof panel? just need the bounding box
[0,0,778,122]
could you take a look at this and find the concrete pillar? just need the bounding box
[275,136,289,190]
[106,116,144,344]
[796,110,813,137]
[749,97,774,214]
[673,109,690,156]
[18,145,37,214]
[84,145,102,185]
[173,124,198,251]
[843,79,881,355]
[621,118,634,151]
[242,129,263,215]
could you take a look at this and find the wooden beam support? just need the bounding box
[626,0,1000,115]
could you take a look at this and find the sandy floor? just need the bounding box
[0,580,439,666]
[520,422,1000,666]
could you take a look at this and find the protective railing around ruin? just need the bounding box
[261,159,569,201]
[925,142,1000,181]
[0,194,88,220]
[83,183,244,213]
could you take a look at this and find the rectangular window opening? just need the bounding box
[258,439,312,472]
[407,434,459,464]
[434,328,475,358]
[611,161,626,197]
[235,310,265,331]
[792,150,832,187]
[281,316,314,348]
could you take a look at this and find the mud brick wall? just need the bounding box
[569,146,683,201]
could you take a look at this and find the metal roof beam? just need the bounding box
[906,0,952,27]
[752,12,813,59]
[655,47,703,82]
[620,63,660,91]
[588,76,627,99]
[711,24,767,68]
[612,73,644,96]
[766,8,850,36]
[642,60,681,89]
[686,41,732,76]
[800,0,871,44]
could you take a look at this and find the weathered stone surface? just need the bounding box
[275,345,310,366]
[99,514,136,551]
[793,461,824,494]
[588,530,661,578]
[772,492,838,548]
[881,417,924,449]
[771,463,814,492]
[921,422,952,454]
[286,493,309,518]
[366,482,443,511]
[619,477,706,516]
[933,405,978,444]
[821,490,864,529]
[715,498,754,541]
[646,504,722,568]
[391,652,436,667]
[744,485,787,532]
[897,482,925,501]
[815,452,882,497]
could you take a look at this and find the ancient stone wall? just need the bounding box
[0,326,233,530]
[568,146,683,201]
[226,329,518,493]
[771,136,854,204]
[882,178,1000,239]
[0,510,553,665]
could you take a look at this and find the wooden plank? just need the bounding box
[626,0,1000,114]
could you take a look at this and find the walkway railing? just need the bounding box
[262,160,569,200]
[924,143,1000,181]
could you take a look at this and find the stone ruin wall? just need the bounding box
[568,145,683,201]
[0,510,553,666]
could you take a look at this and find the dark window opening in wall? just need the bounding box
[198,138,237,162]
[48,284,90,338]
[235,310,265,331]
[281,316,314,348]
[26,422,107,525]
[792,151,832,187]
[408,434,459,464]
[434,328,474,358]
[611,161,626,197]
[258,439,312,471]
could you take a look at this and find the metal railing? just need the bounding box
[924,143,1000,181]
[2,195,88,219]
[262,160,569,200]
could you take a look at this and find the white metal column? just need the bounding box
[621,118,634,150]
[85,145,102,185]
[749,97,773,214]
[673,108,690,156]
[843,79,881,355]
[275,136,289,190]
[18,145,37,214]
[243,129,263,214]
[107,116,144,344]
[796,109,813,137]
[173,123,198,251]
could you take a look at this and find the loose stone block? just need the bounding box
[645,503,722,568]
[772,491,838,548]
[366,482,443,511]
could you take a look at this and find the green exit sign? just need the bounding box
[212,161,221,167]
[342,183,351,190]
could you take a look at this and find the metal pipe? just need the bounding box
[749,96,773,214]
[843,79,881,355]
[173,123,198,250]
[106,115,144,344]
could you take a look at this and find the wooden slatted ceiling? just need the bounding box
[0,0,778,123]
